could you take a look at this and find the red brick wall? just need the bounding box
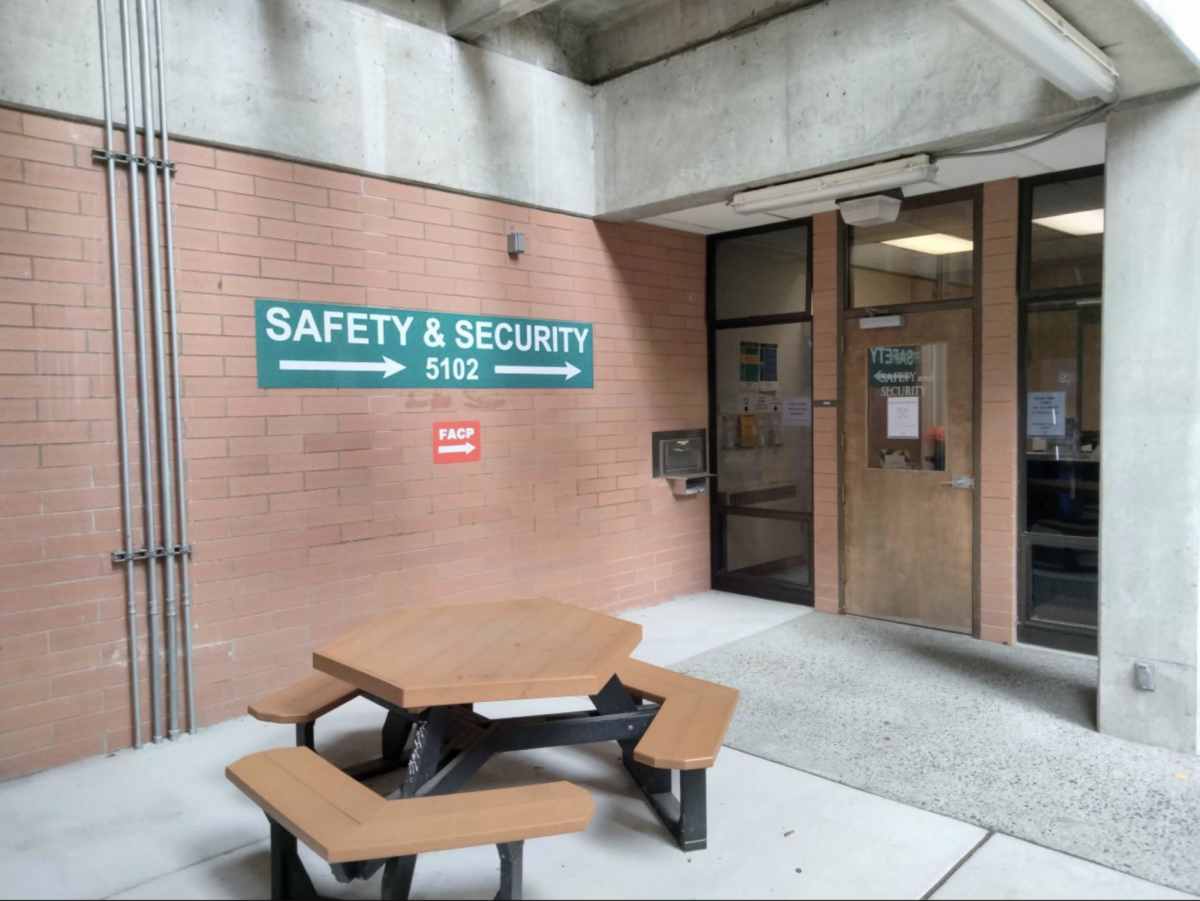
[979,179,1019,644]
[0,109,709,779]
[810,212,840,614]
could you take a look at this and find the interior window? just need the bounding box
[1028,174,1104,292]
[1025,304,1101,540]
[849,198,975,307]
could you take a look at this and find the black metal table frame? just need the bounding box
[296,673,708,885]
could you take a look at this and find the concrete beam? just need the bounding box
[584,0,823,83]
[0,0,596,216]
[1098,87,1200,754]
[593,0,1200,220]
[447,0,562,40]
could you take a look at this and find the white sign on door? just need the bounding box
[887,396,921,439]
[1027,391,1067,437]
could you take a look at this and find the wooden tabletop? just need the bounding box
[313,597,642,708]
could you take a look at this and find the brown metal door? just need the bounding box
[842,308,975,633]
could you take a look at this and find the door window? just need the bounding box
[865,343,948,471]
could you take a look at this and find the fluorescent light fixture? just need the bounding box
[1032,209,1105,235]
[730,155,938,216]
[881,234,974,255]
[949,0,1119,101]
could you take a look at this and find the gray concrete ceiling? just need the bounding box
[473,0,828,83]
[553,0,648,29]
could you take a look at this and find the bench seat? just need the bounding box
[615,658,739,771]
[248,672,361,725]
[227,746,594,864]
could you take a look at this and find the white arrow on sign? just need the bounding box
[494,361,581,381]
[279,357,405,378]
[437,442,476,455]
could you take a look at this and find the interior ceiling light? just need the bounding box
[949,0,1119,102]
[1032,209,1105,235]
[881,234,975,255]
[730,155,938,216]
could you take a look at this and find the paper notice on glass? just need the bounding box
[1027,391,1067,437]
[887,396,920,439]
[783,396,812,427]
[754,394,779,414]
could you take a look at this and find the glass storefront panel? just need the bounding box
[849,198,975,307]
[714,225,809,320]
[1029,543,1099,630]
[1024,305,1101,539]
[714,322,813,515]
[1029,174,1104,293]
[710,222,813,604]
[722,514,811,588]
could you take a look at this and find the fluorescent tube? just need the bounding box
[881,234,975,255]
[949,0,1118,101]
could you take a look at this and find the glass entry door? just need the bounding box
[714,323,814,598]
[709,222,813,605]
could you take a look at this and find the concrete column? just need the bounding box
[1098,88,1200,754]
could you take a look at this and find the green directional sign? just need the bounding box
[255,299,594,389]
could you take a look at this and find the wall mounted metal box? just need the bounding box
[652,429,713,495]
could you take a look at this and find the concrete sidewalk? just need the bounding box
[0,592,1191,900]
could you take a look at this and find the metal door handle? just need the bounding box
[941,475,975,489]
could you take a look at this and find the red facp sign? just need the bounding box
[433,421,482,464]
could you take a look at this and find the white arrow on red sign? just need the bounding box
[437,442,476,455]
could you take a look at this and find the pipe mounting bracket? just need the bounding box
[111,544,193,564]
[91,148,176,172]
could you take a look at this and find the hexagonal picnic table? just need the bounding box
[310,597,710,859]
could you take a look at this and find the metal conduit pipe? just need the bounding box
[97,0,143,751]
[152,0,195,734]
[135,0,179,740]
[118,0,163,744]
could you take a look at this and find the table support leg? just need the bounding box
[382,710,413,765]
[589,675,708,852]
[381,855,417,901]
[678,769,708,852]
[269,816,321,901]
[415,723,497,797]
[495,841,524,901]
[342,710,416,783]
[402,707,449,798]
